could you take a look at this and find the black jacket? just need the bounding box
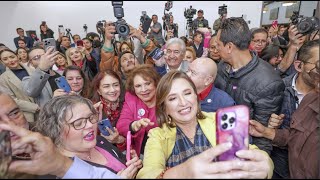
[215,51,285,154]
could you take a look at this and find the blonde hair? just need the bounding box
[185,47,196,61]
[65,47,85,65]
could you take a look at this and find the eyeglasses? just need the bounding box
[69,113,99,130]
[166,49,181,56]
[252,39,267,45]
[305,61,320,74]
[275,54,284,59]
[30,54,43,61]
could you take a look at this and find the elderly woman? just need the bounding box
[92,70,126,145]
[35,95,142,178]
[0,49,39,123]
[65,47,97,81]
[116,64,160,157]
[136,70,274,179]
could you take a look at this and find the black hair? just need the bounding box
[251,28,268,40]
[297,40,319,63]
[16,28,23,32]
[260,44,283,62]
[219,17,251,50]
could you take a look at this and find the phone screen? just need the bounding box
[0,131,12,178]
[148,47,164,61]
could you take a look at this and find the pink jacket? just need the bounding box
[116,92,158,156]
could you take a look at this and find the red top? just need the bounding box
[198,84,213,101]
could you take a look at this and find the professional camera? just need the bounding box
[66,28,71,33]
[218,4,227,16]
[83,24,88,31]
[184,6,197,19]
[290,11,319,36]
[140,11,150,25]
[165,1,173,11]
[112,1,130,38]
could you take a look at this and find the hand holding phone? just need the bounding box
[98,118,114,136]
[126,131,131,162]
[43,38,57,52]
[55,76,71,93]
[216,105,249,161]
[148,47,164,61]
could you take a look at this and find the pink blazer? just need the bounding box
[116,92,158,156]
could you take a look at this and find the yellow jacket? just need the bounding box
[136,112,273,179]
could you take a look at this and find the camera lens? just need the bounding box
[222,114,228,121]
[222,123,228,129]
[229,117,235,123]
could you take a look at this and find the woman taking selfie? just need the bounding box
[136,71,274,179]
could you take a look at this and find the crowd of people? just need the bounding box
[0,7,319,179]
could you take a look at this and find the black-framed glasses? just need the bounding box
[69,113,99,130]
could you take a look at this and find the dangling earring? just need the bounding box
[167,116,172,124]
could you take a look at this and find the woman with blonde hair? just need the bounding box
[65,47,97,81]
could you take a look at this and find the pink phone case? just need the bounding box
[126,131,131,162]
[216,105,249,161]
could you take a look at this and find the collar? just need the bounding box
[291,73,304,104]
[73,60,84,69]
[198,84,213,101]
[166,63,183,72]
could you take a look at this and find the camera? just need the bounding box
[83,24,88,31]
[218,4,227,16]
[184,6,197,19]
[96,20,106,34]
[165,1,173,11]
[290,11,319,36]
[66,28,71,33]
[112,1,130,38]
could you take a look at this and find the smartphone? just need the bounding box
[43,38,57,52]
[216,105,249,161]
[126,131,131,162]
[76,40,84,47]
[0,131,12,178]
[58,25,65,35]
[55,76,71,93]
[272,20,278,29]
[98,118,114,136]
[148,47,164,61]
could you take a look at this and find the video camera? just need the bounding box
[83,24,88,31]
[140,11,152,34]
[290,11,319,36]
[218,4,227,16]
[165,1,173,11]
[184,6,197,19]
[96,20,106,34]
[111,1,130,39]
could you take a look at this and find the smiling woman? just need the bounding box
[35,95,142,178]
[116,64,160,157]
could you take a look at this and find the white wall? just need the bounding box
[0,1,263,50]
[262,1,318,25]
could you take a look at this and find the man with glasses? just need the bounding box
[0,90,36,178]
[13,28,34,49]
[249,28,268,57]
[21,47,62,107]
[264,40,319,179]
[187,57,235,112]
[250,40,319,179]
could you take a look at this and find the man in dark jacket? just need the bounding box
[187,57,235,112]
[193,10,209,32]
[13,28,34,49]
[214,17,285,155]
[267,40,319,179]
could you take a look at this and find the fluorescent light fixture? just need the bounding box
[282,2,295,6]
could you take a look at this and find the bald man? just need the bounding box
[186,57,235,112]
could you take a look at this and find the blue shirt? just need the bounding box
[63,157,120,179]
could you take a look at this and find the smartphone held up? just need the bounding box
[216,105,249,161]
